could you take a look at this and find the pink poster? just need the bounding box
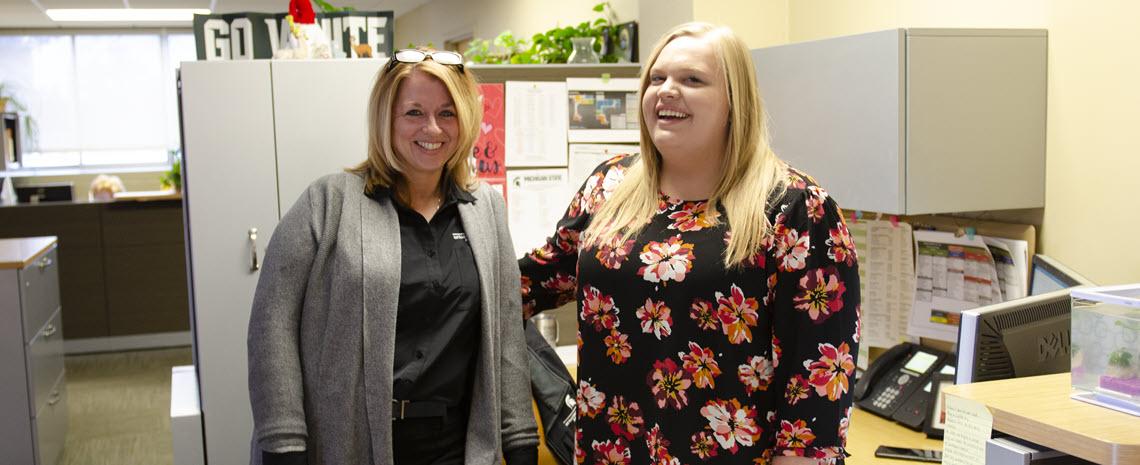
[473,83,506,200]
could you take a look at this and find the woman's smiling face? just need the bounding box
[391,69,459,179]
[641,35,730,160]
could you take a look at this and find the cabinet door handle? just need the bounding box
[48,390,61,406]
[42,324,57,338]
[248,228,261,272]
[38,256,54,270]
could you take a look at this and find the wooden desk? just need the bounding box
[944,373,1140,465]
[552,365,942,465]
[848,408,944,464]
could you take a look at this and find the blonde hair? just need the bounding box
[350,55,482,199]
[581,22,787,267]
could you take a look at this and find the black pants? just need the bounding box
[391,407,467,465]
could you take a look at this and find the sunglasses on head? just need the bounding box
[385,49,465,73]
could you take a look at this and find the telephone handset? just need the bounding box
[855,342,951,430]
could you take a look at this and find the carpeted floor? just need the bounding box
[59,347,193,465]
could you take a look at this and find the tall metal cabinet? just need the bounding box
[179,59,383,465]
[0,236,65,465]
[752,29,1047,215]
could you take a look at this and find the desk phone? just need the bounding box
[855,343,952,430]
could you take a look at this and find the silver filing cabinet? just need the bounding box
[0,236,66,465]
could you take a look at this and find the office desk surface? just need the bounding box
[559,364,941,464]
[0,236,56,269]
[944,373,1140,465]
[847,408,943,464]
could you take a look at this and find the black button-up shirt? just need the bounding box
[367,184,482,407]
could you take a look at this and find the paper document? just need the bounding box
[506,168,573,258]
[941,395,993,465]
[506,81,568,167]
[909,230,1002,342]
[847,219,915,355]
[566,78,640,143]
[983,236,1029,301]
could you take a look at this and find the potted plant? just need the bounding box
[1106,349,1135,379]
[465,2,626,65]
[160,149,182,192]
[0,81,39,151]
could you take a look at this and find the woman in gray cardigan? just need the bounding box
[247,49,538,465]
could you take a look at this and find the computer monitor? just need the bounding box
[955,287,1084,385]
[15,182,73,204]
[1030,254,1094,296]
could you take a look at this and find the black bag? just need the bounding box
[524,320,576,465]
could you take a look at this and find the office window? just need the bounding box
[0,31,195,170]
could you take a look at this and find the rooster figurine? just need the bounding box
[274,0,331,59]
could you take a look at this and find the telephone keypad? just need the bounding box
[872,385,903,409]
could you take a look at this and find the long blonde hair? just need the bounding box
[581,22,787,267]
[350,56,482,199]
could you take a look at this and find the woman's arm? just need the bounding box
[518,155,631,317]
[247,185,323,456]
[769,181,860,463]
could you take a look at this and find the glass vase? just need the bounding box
[567,37,600,64]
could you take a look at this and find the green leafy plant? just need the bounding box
[465,2,623,64]
[464,31,538,64]
[312,0,353,13]
[1109,350,1134,368]
[0,81,40,151]
[160,149,182,191]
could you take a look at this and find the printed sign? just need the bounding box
[193,11,393,60]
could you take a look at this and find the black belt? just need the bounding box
[392,400,449,420]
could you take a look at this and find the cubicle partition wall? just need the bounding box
[0,199,190,351]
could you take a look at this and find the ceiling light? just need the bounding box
[45,8,212,22]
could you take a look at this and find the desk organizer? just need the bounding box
[1071,284,1140,416]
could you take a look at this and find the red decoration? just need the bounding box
[289,0,315,24]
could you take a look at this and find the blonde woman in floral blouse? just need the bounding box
[519,23,860,465]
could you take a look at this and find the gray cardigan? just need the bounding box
[247,172,538,464]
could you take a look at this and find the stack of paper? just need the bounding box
[908,230,1029,342]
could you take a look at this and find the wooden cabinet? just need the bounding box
[0,203,104,339]
[0,200,189,341]
[752,29,1047,215]
[101,202,189,335]
[0,237,66,465]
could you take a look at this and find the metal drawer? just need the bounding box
[33,372,67,465]
[19,248,60,343]
[28,308,64,413]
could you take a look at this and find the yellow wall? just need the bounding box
[698,0,1139,285]
[694,0,789,48]
[786,0,1048,43]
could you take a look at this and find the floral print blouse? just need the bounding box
[519,154,860,465]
